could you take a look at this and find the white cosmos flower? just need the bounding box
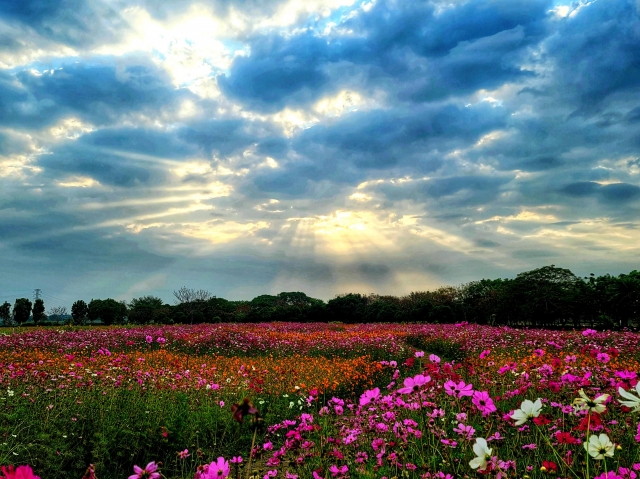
[511,398,543,426]
[584,433,615,460]
[618,383,640,412]
[573,388,610,414]
[469,437,492,471]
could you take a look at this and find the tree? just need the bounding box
[173,287,212,324]
[327,294,369,323]
[88,299,127,326]
[506,265,584,328]
[72,300,89,325]
[47,306,68,324]
[128,296,164,324]
[32,298,46,325]
[0,301,10,325]
[13,298,32,325]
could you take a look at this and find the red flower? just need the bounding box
[403,357,415,368]
[542,460,558,473]
[574,413,603,431]
[533,415,552,426]
[555,431,578,444]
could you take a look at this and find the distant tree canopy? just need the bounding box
[71,300,89,325]
[88,299,127,326]
[32,298,46,325]
[12,298,32,325]
[2,266,639,329]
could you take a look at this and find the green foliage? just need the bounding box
[128,296,165,324]
[12,298,32,325]
[32,298,46,325]
[0,386,303,479]
[0,301,10,325]
[88,299,127,326]
[327,293,369,323]
[404,335,467,361]
[72,300,89,325]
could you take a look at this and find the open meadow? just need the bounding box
[1,323,640,479]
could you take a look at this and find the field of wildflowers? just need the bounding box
[1,323,640,479]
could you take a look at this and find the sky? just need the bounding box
[1,0,640,308]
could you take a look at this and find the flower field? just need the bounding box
[1,323,640,479]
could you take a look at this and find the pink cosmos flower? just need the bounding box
[202,457,230,478]
[178,449,190,459]
[129,462,160,479]
[444,380,474,398]
[0,465,41,479]
[398,374,430,394]
[593,473,623,479]
[479,350,491,359]
[429,354,441,363]
[230,456,243,464]
[329,465,348,477]
[359,387,380,406]
[472,391,497,416]
[453,423,476,440]
[415,351,425,358]
[597,352,610,363]
[145,335,153,344]
[533,349,545,357]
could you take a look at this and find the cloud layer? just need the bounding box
[1,0,639,307]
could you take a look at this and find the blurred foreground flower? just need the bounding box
[231,398,260,423]
[469,437,492,471]
[618,384,640,412]
[0,465,41,479]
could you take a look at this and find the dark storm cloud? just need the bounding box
[35,128,189,187]
[19,231,173,269]
[177,119,258,158]
[0,0,128,47]
[560,182,640,204]
[246,102,508,197]
[218,0,551,111]
[0,130,29,155]
[377,175,512,207]
[2,0,640,302]
[0,59,191,130]
[543,0,640,116]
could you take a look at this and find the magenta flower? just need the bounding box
[472,391,497,416]
[429,354,441,363]
[145,335,153,344]
[178,449,190,459]
[230,456,243,464]
[129,462,160,479]
[453,423,476,440]
[444,380,474,398]
[203,457,230,478]
[0,465,41,479]
[329,465,348,477]
[479,350,491,359]
[414,351,424,358]
[359,387,381,406]
[398,374,430,394]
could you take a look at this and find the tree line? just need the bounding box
[1,266,639,329]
